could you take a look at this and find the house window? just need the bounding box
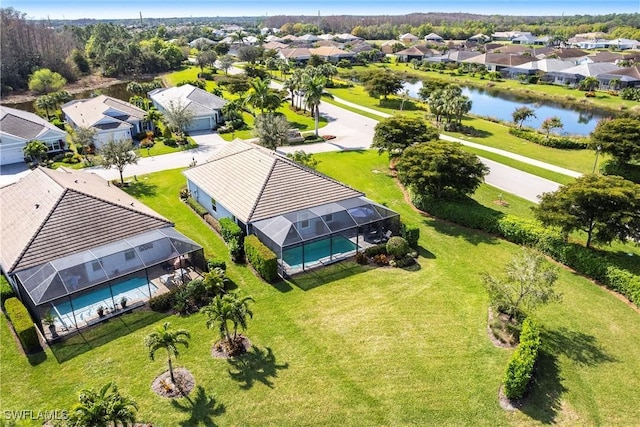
[211,198,217,212]
[92,261,102,272]
[124,249,136,261]
[324,213,333,222]
[300,214,309,229]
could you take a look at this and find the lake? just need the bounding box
[403,81,611,136]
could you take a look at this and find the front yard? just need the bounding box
[1,152,639,426]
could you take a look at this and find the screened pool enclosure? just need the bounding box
[252,197,399,275]
[14,228,204,338]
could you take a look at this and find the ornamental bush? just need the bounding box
[0,277,16,308]
[400,222,420,248]
[4,298,40,353]
[186,197,208,217]
[244,235,278,282]
[149,288,178,312]
[508,127,588,149]
[386,236,410,258]
[503,318,541,399]
[207,258,227,272]
[364,243,387,257]
[220,218,243,244]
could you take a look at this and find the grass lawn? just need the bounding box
[2,153,639,426]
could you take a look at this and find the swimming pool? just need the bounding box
[51,276,158,329]
[282,235,357,270]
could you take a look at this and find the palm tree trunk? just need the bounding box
[314,106,319,137]
[168,356,175,383]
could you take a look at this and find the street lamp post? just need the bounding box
[592,145,602,173]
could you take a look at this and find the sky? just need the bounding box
[6,0,640,20]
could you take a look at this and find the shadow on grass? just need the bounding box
[123,181,158,198]
[170,385,226,427]
[290,261,367,291]
[27,349,47,366]
[417,246,436,260]
[425,217,499,246]
[50,310,168,363]
[270,280,293,293]
[379,98,425,111]
[227,346,289,390]
[542,327,617,366]
[520,349,566,424]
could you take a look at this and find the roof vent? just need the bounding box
[35,204,40,209]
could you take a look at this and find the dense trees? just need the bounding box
[482,248,560,322]
[534,174,640,248]
[28,69,67,94]
[396,141,489,199]
[590,118,640,165]
[372,116,440,158]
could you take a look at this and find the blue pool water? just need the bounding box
[283,236,357,270]
[52,276,158,328]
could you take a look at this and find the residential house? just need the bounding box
[0,167,204,338]
[426,50,482,63]
[297,34,320,44]
[463,53,535,72]
[188,37,216,49]
[335,33,362,42]
[309,46,356,63]
[0,106,67,166]
[468,33,491,43]
[605,38,640,50]
[148,84,226,132]
[545,62,622,87]
[596,65,640,89]
[263,41,288,50]
[278,48,312,64]
[491,31,532,41]
[424,33,444,43]
[399,33,419,44]
[512,34,537,45]
[501,58,574,79]
[533,36,552,46]
[393,45,440,62]
[183,140,399,275]
[62,95,149,148]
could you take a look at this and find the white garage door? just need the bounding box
[186,117,211,132]
[0,146,26,165]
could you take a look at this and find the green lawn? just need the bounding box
[1,153,639,426]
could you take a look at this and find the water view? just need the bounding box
[403,81,611,136]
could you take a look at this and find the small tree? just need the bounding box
[512,106,537,129]
[302,74,328,137]
[372,116,439,158]
[218,54,235,75]
[28,68,66,94]
[163,99,195,139]
[363,70,404,101]
[144,322,191,384]
[253,113,290,150]
[244,77,282,115]
[99,139,139,185]
[68,382,138,427]
[286,150,319,169]
[201,292,254,355]
[196,49,218,72]
[533,174,640,248]
[23,140,49,163]
[482,248,560,322]
[540,116,563,139]
[69,126,97,160]
[396,141,489,199]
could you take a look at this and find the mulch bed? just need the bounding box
[487,307,518,349]
[150,367,195,399]
[498,385,524,411]
[211,335,252,359]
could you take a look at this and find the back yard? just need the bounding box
[1,151,638,426]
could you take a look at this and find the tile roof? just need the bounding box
[559,63,622,77]
[309,46,354,57]
[183,140,363,223]
[61,95,145,129]
[278,48,311,59]
[0,167,172,273]
[0,106,66,141]
[149,84,226,116]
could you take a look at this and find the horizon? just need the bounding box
[5,0,640,21]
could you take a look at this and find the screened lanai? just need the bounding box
[252,197,399,275]
[14,228,204,336]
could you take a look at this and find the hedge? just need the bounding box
[4,298,40,353]
[413,195,640,307]
[220,218,243,244]
[207,258,227,272]
[203,213,222,235]
[244,235,278,282]
[400,222,420,248]
[149,288,178,312]
[503,318,541,399]
[508,127,588,149]
[364,243,387,257]
[1,277,16,308]
[186,197,208,217]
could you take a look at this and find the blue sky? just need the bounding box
[6,0,640,20]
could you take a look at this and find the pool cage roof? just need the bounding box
[252,197,399,249]
[15,228,202,306]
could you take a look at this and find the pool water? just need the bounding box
[52,276,158,329]
[283,235,357,269]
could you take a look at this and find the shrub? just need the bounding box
[179,187,190,200]
[4,298,40,353]
[164,137,177,147]
[355,251,368,265]
[400,222,420,248]
[186,197,208,217]
[372,253,389,266]
[220,217,243,244]
[503,318,541,399]
[364,244,387,257]
[203,214,222,235]
[508,127,588,150]
[386,236,410,258]
[207,258,227,272]
[1,277,16,308]
[149,288,178,312]
[244,235,278,282]
[228,237,244,263]
[395,255,416,268]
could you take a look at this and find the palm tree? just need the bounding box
[512,106,537,128]
[203,267,229,296]
[201,294,234,346]
[144,108,163,129]
[23,139,49,163]
[245,77,282,115]
[69,382,137,427]
[609,78,621,93]
[303,75,327,137]
[229,293,254,340]
[144,322,191,383]
[581,76,599,92]
[541,116,563,139]
[34,94,56,119]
